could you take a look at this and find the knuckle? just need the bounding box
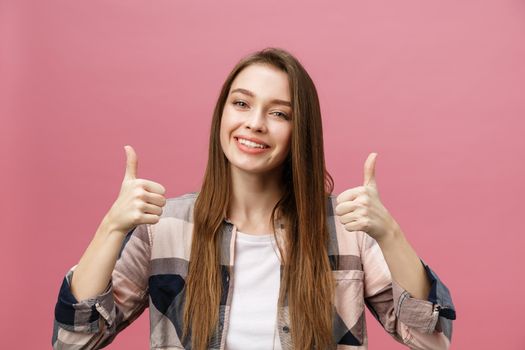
[136,189,147,200]
[134,198,145,210]
[130,178,141,188]
[132,211,142,224]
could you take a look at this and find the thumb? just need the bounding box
[123,145,138,181]
[363,152,378,188]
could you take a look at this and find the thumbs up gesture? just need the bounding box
[105,145,167,234]
[335,153,399,243]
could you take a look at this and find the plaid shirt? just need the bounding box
[53,192,456,349]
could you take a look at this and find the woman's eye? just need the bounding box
[233,100,289,120]
[233,100,248,108]
[272,111,290,119]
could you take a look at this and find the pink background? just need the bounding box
[2,0,524,348]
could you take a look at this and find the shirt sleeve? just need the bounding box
[361,232,456,350]
[52,223,151,349]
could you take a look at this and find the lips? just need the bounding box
[234,136,270,148]
[234,137,270,154]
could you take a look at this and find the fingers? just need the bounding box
[124,145,138,181]
[363,152,378,188]
[140,179,166,195]
[334,200,360,216]
[123,144,166,197]
[336,186,365,204]
[143,192,167,207]
[142,213,163,225]
[141,202,164,216]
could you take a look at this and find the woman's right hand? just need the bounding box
[104,145,167,234]
[70,145,166,302]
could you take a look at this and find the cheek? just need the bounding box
[277,127,292,149]
[220,113,233,135]
[219,118,231,149]
[220,110,240,132]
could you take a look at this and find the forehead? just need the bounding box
[230,64,290,101]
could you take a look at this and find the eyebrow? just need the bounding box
[230,88,292,108]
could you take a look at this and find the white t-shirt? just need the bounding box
[225,230,283,350]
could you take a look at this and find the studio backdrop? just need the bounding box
[1,0,524,349]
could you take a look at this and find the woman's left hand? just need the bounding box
[335,152,400,243]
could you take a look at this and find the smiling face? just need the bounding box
[220,63,293,175]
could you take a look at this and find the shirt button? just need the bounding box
[282,326,290,333]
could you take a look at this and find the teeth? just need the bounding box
[238,138,267,149]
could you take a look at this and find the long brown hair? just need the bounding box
[183,47,336,349]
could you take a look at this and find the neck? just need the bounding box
[227,164,285,226]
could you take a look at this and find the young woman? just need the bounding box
[52,47,456,350]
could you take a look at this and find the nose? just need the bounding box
[244,108,267,132]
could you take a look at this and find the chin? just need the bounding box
[227,159,269,173]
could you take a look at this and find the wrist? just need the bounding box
[98,215,126,239]
[376,219,404,247]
